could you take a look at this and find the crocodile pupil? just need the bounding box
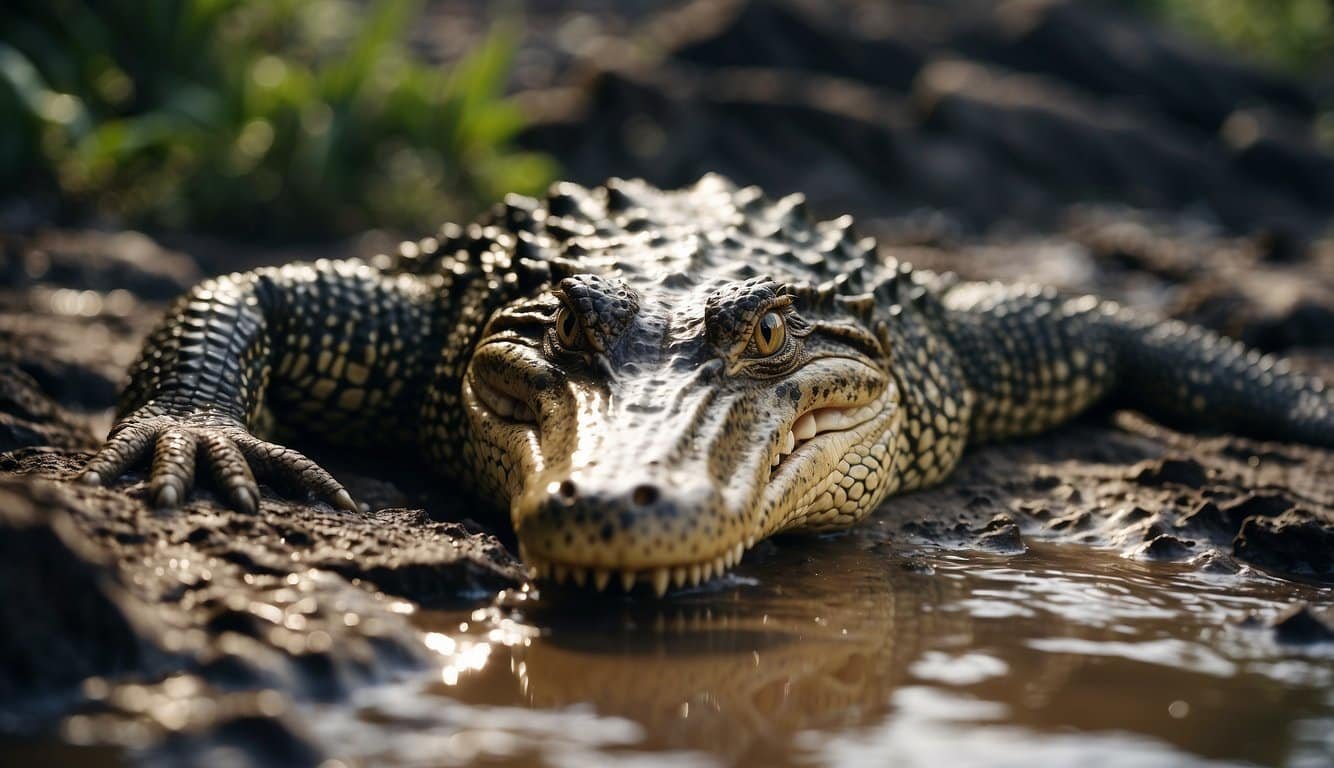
[556,306,580,348]
[754,311,785,356]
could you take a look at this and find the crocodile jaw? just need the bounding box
[516,387,900,596]
[463,345,900,596]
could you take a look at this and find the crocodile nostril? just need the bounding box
[558,480,578,501]
[631,484,660,507]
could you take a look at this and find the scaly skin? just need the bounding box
[80,175,1334,595]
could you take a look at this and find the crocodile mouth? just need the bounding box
[524,551,745,596]
[520,391,896,597]
[757,383,900,534]
[465,341,898,597]
[469,374,538,423]
[765,398,889,477]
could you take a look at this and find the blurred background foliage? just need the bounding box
[1138,0,1333,75]
[0,0,1327,241]
[0,0,556,239]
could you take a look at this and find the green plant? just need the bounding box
[1134,0,1333,76]
[0,0,556,238]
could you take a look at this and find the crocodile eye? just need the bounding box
[554,306,582,348]
[752,310,787,356]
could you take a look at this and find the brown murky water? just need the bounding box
[299,535,1333,768]
[6,534,1332,767]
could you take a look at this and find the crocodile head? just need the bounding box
[457,176,909,595]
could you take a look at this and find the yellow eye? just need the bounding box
[753,310,787,356]
[554,306,582,348]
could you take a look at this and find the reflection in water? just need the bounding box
[305,538,1334,767]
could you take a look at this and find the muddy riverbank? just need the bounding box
[2,0,1332,765]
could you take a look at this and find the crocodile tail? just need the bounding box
[940,282,1333,448]
[1112,314,1334,448]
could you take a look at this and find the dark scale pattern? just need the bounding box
[705,277,787,359]
[556,274,640,352]
[1112,315,1333,446]
[83,174,1334,593]
[942,284,1119,443]
[877,279,971,495]
[85,261,454,512]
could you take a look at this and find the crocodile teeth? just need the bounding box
[472,378,536,423]
[528,533,762,595]
[814,407,855,432]
[793,412,817,440]
[773,405,868,470]
[651,568,671,597]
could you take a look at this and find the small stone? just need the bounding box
[976,514,1024,554]
[1270,604,1334,645]
[1137,533,1196,560]
[1132,458,1207,489]
[1191,550,1241,574]
[1234,510,1334,577]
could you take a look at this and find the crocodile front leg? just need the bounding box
[80,259,447,511]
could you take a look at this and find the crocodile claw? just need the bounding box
[79,409,355,514]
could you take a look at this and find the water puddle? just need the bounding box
[300,537,1333,767]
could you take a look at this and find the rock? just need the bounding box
[975,513,1025,553]
[1119,506,1153,523]
[896,556,935,575]
[1135,533,1196,560]
[1269,603,1334,645]
[1179,500,1229,535]
[1191,550,1242,574]
[1181,494,1297,538]
[1218,493,1295,524]
[1234,509,1334,578]
[1132,457,1208,489]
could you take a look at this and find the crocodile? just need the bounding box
[79,175,1334,596]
